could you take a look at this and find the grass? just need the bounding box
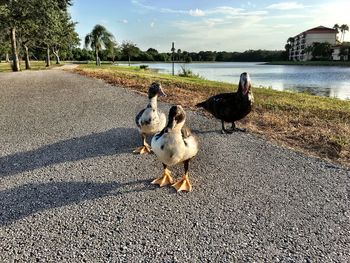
[0,61,63,72]
[72,64,350,167]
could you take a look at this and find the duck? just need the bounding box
[151,105,199,192]
[196,72,253,134]
[134,82,167,154]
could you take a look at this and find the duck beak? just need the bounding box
[240,73,251,95]
[158,88,167,97]
[243,80,251,95]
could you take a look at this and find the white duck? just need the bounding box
[151,105,199,192]
[134,82,167,154]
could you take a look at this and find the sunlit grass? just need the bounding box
[74,64,350,167]
[0,61,63,72]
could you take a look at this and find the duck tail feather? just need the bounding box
[196,101,206,108]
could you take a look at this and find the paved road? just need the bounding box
[0,70,349,262]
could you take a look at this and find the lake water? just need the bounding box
[124,62,350,100]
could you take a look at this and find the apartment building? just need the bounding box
[289,26,337,61]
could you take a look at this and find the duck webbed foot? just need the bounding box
[221,121,246,133]
[133,136,152,154]
[152,165,174,187]
[172,161,193,192]
[133,144,152,154]
[172,173,192,192]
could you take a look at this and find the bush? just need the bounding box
[178,65,201,78]
[139,65,149,70]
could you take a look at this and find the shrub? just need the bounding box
[139,64,149,70]
[178,65,201,79]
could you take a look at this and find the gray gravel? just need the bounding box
[0,69,349,262]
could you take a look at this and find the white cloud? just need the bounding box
[272,24,294,29]
[266,2,305,10]
[131,0,154,10]
[207,6,243,16]
[160,8,187,14]
[150,22,155,28]
[189,8,205,17]
[118,19,128,24]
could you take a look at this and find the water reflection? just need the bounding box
[119,62,350,100]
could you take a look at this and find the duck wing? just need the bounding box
[196,93,239,120]
[135,109,145,128]
[181,125,192,139]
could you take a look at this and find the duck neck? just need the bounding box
[168,121,185,133]
[148,96,158,109]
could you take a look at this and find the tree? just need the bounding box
[304,45,314,60]
[105,40,119,63]
[51,11,79,64]
[0,27,11,63]
[16,19,38,69]
[0,0,74,70]
[285,37,295,60]
[333,24,340,41]
[340,24,349,42]
[177,48,182,61]
[0,0,28,71]
[339,46,348,61]
[121,41,140,66]
[311,42,332,60]
[85,24,115,66]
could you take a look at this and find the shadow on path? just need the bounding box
[0,179,153,226]
[0,128,140,177]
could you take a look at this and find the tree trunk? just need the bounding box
[52,48,60,64]
[10,27,20,72]
[5,53,10,63]
[46,46,51,67]
[95,48,100,66]
[23,44,31,70]
[128,56,130,66]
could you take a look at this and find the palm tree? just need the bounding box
[304,45,314,60]
[333,24,340,41]
[286,37,294,60]
[85,24,115,65]
[287,37,294,44]
[340,24,349,42]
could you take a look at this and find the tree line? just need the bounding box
[47,44,287,63]
[0,0,287,73]
[0,0,80,71]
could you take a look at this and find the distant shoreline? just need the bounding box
[70,60,350,66]
[264,61,350,67]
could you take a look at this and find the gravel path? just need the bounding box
[0,70,349,262]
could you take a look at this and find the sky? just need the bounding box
[70,0,350,52]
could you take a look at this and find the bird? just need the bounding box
[134,82,167,154]
[151,105,199,192]
[196,72,254,134]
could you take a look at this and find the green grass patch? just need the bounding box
[78,64,350,118]
[0,61,63,72]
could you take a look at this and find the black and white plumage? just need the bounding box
[196,72,254,133]
[151,105,199,192]
[133,82,167,154]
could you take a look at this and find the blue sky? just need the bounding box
[70,0,350,52]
